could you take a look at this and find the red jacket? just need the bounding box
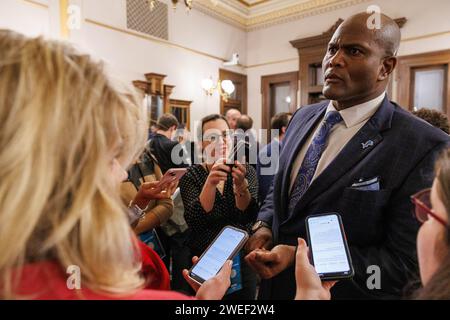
[138,240,171,291]
[9,241,192,300]
[10,261,192,300]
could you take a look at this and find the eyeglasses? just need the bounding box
[203,131,231,143]
[410,188,448,227]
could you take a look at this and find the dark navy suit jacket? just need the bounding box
[257,97,450,300]
[257,139,281,204]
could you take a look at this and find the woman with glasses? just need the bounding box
[410,148,450,299]
[293,148,450,300]
[179,114,259,300]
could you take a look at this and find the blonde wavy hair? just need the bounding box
[0,30,148,298]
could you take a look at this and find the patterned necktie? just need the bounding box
[288,111,343,213]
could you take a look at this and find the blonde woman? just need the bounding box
[0,30,230,300]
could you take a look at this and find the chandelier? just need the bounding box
[147,0,193,11]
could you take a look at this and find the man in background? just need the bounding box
[226,108,242,130]
[150,114,189,173]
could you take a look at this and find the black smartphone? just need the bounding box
[226,140,249,168]
[188,226,249,285]
[305,213,354,281]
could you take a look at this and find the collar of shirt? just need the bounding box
[326,92,386,128]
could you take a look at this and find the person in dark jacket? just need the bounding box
[245,12,450,300]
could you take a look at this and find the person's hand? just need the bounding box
[244,227,273,253]
[132,181,174,209]
[205,159,231,187]
[295,238,337,300]
[162,180,179,197]
[231,161,247,190]
[182,256,233,300]
[245,244,295,279]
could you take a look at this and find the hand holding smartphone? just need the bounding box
[305,213,354,281]
[156,168,187,189]
[188,226,249,285]
[226,140,249,168]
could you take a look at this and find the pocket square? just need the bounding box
[351,177,380,191]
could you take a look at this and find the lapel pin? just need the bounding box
[362,140,374,150]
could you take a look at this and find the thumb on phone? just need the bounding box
[217,260,233,280]
[296,238,311,268]
[194,260,233,300]
[212,260,232,294]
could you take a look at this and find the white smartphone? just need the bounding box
[188,226,249,285]
[305,213,354,281]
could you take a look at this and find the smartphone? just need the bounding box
[226,140,249,167]
[188,226,249,285]
[156,168,187,188]
[305,213,354,281]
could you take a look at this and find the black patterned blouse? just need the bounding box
[179,164,259,256]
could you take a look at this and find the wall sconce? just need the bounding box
[202,78,235,102]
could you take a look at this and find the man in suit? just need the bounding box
[257,112,292,204]
[245,12,450,299]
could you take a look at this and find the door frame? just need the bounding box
[219,69,247,115]
[261,71,299,131]
[397,50,450,118]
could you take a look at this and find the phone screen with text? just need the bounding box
[308,214,351,276]
[190,227,246,282]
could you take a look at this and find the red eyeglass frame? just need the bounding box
[410,188,448,227]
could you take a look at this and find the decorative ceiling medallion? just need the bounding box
[195,0,372,31]
[236,0,272,7]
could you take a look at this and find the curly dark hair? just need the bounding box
[412,108,450,134]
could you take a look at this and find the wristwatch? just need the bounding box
[251,220,271,234]
[128,201,147,224]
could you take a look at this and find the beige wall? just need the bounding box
[0,0,51,37]
[1,0,450,131]
[71,0,247,130]
[0,0,247,131]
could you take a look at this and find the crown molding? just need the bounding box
[236,0,272,7]
[195,0,372,31]
[22,0,49,9]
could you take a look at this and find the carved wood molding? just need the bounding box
[132,73,194,128]
[170,99,193,106]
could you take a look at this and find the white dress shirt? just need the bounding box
[289,92,386,193]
